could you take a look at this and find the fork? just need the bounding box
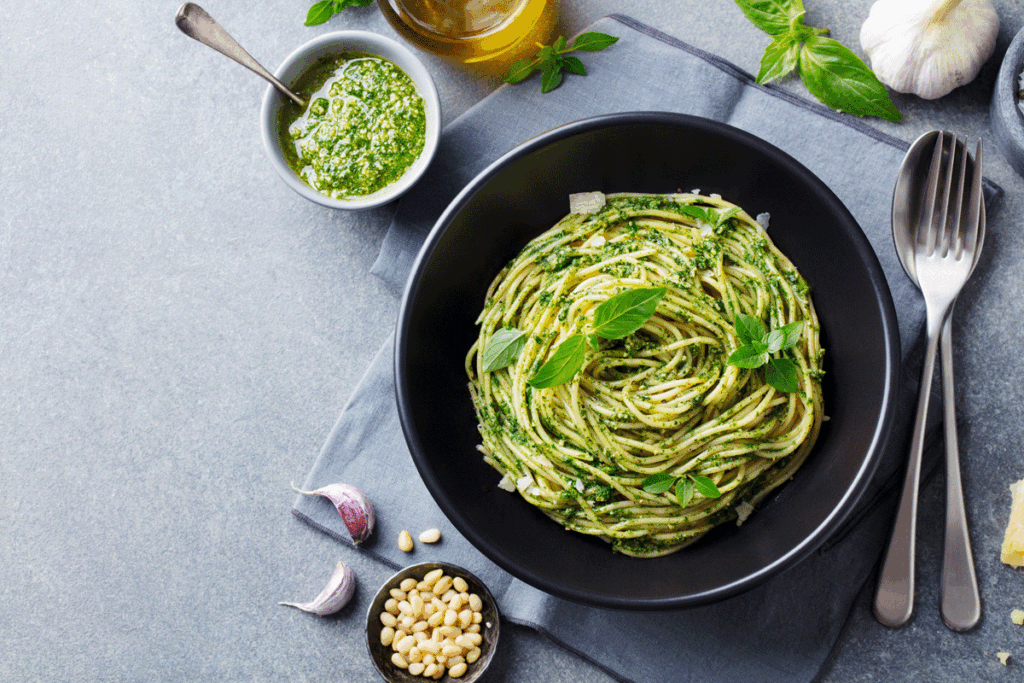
[874,132,983,628]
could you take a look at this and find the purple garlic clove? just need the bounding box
[279,561,355,616]
[292,482,375,543]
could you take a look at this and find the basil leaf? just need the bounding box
[482,328,527,372]
[552,35,567,52]
[766,357,800,392]
[691,475,722,499]
[587,333,601,352]
[569,32,619,52]
[732,0,805,35]
[728,343,769,369]
[593,287,667,340]
[676,477,694,507]
[734,313,766,346]
[561,55,586,76]
[676,204,711,222]
[504,59,537,84]
[777,320,804,350]
[642,473,677,494]
[765,328,786,354]
[305,0,336,25]
[713,206,743,228]
[528,334,586,388]
[540,67,563,93]
[756,32,801,84]
[799,35,902,122]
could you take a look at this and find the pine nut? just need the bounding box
[400,577,418,592]
[398,530,414,552]
[466,646,481,664]
[449,662,468,678]
[448,594,464,611]
[411,620,429,633]
[408,662,425,676]
[380,626,395,647]
[427,610,445,628]
[380,612,397,628]
[441,643,463,657]
[419,528,441,543]
[389,588,407,601]
[422,568,444,586]
[384,598,399,614]
[471,611,483,624]
[452,576,469,593]
[468,594,483,612]
[391,653,409,669]
[410,594,424,615]
[433,576,453,595]
[395,634,416,655]
[423,663,438,677]
[466,623,480,634]
[458,609,473,628]
[407,646,422,663]
[398,600,413,615]
[443,609,458,626]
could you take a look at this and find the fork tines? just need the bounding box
[920,132,983,262]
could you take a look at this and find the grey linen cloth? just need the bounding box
[293,14,1002,683]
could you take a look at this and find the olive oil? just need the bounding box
[377,0,559,78]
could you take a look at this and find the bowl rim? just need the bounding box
[394,111,900,609]
[259,30,441,211]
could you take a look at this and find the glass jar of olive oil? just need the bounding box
[377,0,559,78]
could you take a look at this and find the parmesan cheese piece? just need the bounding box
[1001,479,1024,567]
[997,651,1011,666]
[568,191,605,215]
[1012,609,1024,626]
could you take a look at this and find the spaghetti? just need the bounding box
[466,192,824,557]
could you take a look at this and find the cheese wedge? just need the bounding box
[1001,479,1024,567]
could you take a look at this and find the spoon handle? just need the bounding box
[939,310,981,631]
[874,305,945,627]
[175,3,306,108]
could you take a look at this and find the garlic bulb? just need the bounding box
[860,0,998,100]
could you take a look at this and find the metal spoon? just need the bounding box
[175,3,307,108]
[888,130,985,631]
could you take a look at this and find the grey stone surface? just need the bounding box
[3,1,1024,682]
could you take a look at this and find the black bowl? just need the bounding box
[395,112,899,610]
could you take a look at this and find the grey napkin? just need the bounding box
[293,15,1001,683]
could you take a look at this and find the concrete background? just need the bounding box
[3,0,1024,680]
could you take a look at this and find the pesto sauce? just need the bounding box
[277,54,427,199]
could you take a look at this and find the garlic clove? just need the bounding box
[279,561,356,615]
[860,0,999,100]
[292,482,376,543]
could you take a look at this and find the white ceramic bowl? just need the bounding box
[260,31,441,210]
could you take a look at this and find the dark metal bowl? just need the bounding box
[366,562,500,682]
[395,112,899,610]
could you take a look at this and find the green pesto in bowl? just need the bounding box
[276,53,427,199]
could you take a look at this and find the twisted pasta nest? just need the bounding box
[466,193,824,557]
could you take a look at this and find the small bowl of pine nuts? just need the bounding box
[366,562,500,682]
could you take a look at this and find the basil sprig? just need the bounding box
[481,286,666,387]
[528,286,666,388]
[504,32,619,93]
[304,0,372,26]
[727,313,803,393]
[642,472,722,507]
[733,0,901,122]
